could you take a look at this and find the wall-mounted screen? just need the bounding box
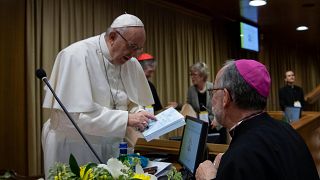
[240,22,259,52]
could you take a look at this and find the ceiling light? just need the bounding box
[249,0,267,6]
[296,26,308,31]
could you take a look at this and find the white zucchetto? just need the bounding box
[110,14,144,28]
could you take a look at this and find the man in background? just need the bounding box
[42,14,156,177]
[196,59,318,180]
[137,53,163,111]
[279,70,305,111]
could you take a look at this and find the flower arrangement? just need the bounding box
[48,154,182,180]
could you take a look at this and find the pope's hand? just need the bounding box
[128,111,156,131]
[195,153,223,180]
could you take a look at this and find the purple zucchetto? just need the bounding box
[235,59,271,98]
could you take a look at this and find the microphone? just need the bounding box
[200,104,213,124]
[36,68,103,163]
[201,104,211,114]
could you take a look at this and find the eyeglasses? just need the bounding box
[190,72,200,77]
[208,88,233,101]
[208,88,224,96]
[115,31,143,51]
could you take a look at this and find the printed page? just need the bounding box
[143,107,185,141]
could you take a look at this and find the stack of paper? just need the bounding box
[143,107,185,142]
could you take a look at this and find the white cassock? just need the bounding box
[41,33,154,177]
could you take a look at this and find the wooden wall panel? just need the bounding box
[0,0,27,175]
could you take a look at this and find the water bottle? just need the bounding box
[119,141,128,162]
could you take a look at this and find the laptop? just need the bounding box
[284,107,301,123]
[178,116,209,179]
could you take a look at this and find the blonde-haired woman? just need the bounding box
[169,62,227,144]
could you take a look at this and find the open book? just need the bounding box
[143,107,186,142]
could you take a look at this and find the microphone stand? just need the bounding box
[40,76,103,163]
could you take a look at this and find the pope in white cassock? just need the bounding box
[41,14,156,177]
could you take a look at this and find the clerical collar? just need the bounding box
[286,84,294,88]
[229,111,264,137]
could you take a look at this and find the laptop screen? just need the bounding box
[284,107,301,123]
[178,116,208,174]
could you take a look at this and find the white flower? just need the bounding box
[97,158,129,179]
[135,163,157,180]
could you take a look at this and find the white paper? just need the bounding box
[199,111,209,122]
[294,101,302,108]
[143,107,185,141]
[145,105,154,115]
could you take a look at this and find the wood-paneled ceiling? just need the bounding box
[161,0,320,47]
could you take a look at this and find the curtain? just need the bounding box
[143,1,214,107]
[0,0,27,175]
[259,38,320,111]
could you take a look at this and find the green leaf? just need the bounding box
[69,154,80,177]
[84,163,97,175]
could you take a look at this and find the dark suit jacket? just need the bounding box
[148,80,162,111]
[215,112,319,180]
[279,85,305,111]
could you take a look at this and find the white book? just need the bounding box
[143,107,186,142]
